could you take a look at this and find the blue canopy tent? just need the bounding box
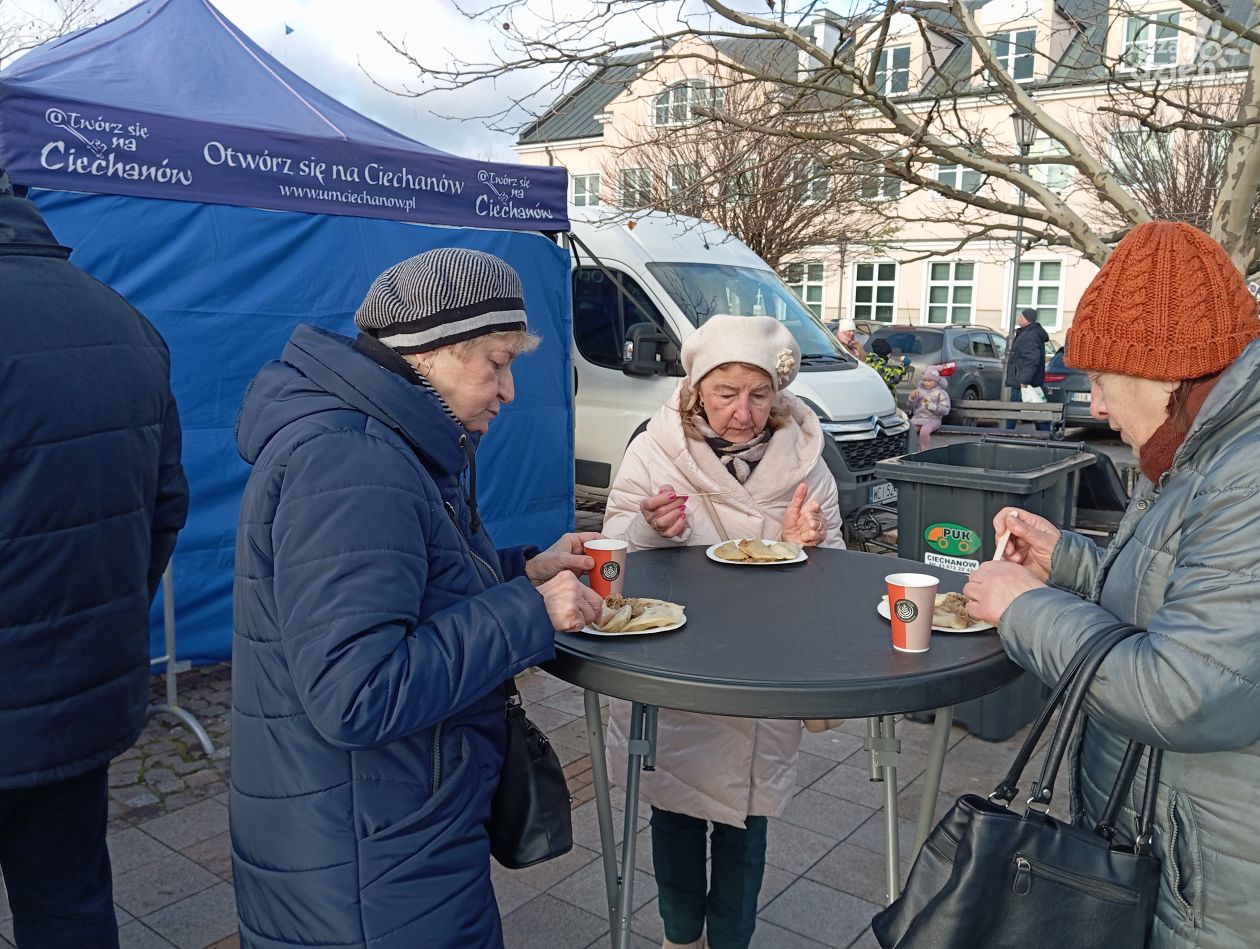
[0,0,574,664]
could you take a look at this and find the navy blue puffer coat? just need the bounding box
[0,186,187,789]
[230,325,556,949]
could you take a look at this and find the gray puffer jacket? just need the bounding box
[1000,337,1260,948]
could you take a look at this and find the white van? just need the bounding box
[563,206,908,519]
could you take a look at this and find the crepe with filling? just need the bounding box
[715,539,801,562]
[713,541,750,561]
[593,595,685,633]
[931,592,973,630]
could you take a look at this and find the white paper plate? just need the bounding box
[877,596,994,634]
[705,540,807,566]
[578,615,687,637]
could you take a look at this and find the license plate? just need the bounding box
[869,482,898,504]
[1070,392,1092,403]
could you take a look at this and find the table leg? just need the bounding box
[913,706,955,857]
[865,716,903,904]
[879,716,901,904]
[614,702,656,949]
[583,690,619,935]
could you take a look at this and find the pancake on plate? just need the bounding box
[592,595,685,633]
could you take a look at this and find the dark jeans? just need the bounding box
[0,766,118,949]
[651,807,768,949]
[1006,385,1051,432]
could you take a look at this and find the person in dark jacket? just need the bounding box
[1005,307,1051,431]
[0,167,188,949]
[866,337,912,398]
[230,247,604,949]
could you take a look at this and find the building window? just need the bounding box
[875,45,910,94]
[572,173,600,207]
[790,158,830,204]
[852,261,898,322]
[1029,138,1073,191]
[667,163,700,196]
[1124,12,1179,69]
[784,262,826,318]
[989,29,1036,81]
[1110,129,1165,186]
[936,162,984,193]
[620,167,653,206]
[1015,260,1062,329]
[925,261,975,324]
[652,80,725,127]
[858,171,902,201]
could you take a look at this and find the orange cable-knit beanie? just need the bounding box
[1067,221,1260,380]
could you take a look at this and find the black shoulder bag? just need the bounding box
[488,678,574,869]
[873,622,1163,949]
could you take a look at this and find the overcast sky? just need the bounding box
[7,0,791,161]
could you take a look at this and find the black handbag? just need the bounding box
[873,623,1164,949]
[488,679,574,869]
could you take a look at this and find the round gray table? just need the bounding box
[544,546,1021,949]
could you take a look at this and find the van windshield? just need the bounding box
[646,262,848,362]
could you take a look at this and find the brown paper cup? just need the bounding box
[585,539,628,599]
[885,572,939,653]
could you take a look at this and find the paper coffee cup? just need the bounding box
[885,572,939,653]
[585,539,628,599]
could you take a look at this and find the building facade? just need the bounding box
[514,0,1245,348]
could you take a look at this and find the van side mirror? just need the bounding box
[623,323,680,377]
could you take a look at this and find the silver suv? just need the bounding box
[866,324,1008,414]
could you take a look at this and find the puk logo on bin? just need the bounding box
[894,599,918,622]
[600,562,621,582]
[925,523,980,557]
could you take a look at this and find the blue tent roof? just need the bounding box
[0,0,568,230]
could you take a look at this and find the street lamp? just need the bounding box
[1004,110,1038,379]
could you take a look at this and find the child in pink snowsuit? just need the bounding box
[908,366,951,451]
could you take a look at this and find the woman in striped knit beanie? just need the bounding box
[964,222,1260,948]
[231,247,604,949]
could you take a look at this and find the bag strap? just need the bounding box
[1134,748,1164,851]
[1094,740,1144,840]
[990,630,1103,802]
[502,677,522,706]
[1026,623,1144,811]
[988,621,1136,804]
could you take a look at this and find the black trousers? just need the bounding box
[0,766,118,949]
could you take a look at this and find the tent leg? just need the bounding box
[146,564,216,757]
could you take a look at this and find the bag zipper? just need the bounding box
[1012,854,1139,904]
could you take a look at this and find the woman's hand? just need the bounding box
[991,507,1061,582]
[538,572,605,632]
[525,532,602,585]
[963,561,1046,626]
[781,482,826,547]
[640,484,688,539]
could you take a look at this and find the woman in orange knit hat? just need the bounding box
[965,221,1260,948]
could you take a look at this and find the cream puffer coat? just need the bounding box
[602,385,845,827]
[1000,338,1260,947]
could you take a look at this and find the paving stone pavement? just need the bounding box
[0,511,1036,948]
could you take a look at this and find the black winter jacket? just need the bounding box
[1006,320,1050,387]
[0,189,188,788]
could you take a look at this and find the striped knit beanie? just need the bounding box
[355,248,526,354]
[1067,222,1260,380]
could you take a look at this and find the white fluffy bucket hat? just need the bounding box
[681,314,801,391]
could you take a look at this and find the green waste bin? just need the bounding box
[874,435,1096,741]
